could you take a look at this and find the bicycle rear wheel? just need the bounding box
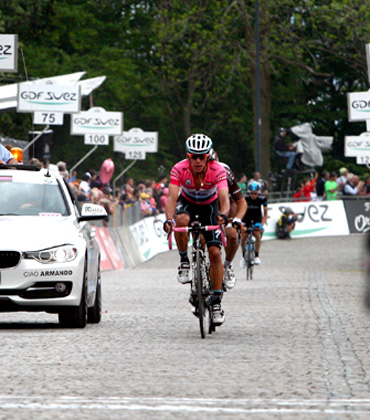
[247,262,253,280]
[195,251,208,339]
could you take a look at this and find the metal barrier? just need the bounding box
[111,201,141,228]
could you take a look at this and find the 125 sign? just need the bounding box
[125,150,146,160]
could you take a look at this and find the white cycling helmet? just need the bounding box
[186,134,213,154]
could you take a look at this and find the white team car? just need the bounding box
[0,164,108,328]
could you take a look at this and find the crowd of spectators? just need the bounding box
[24,157,170,223]
[236,166,370,202]
[25,156,370,223]
[291,167,370,202]
[58,160,169,221]
[73,171,169,222]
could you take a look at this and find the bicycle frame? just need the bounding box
[244,227,256,280]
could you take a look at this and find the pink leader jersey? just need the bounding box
[170,159,228,205]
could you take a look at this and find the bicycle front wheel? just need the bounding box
[195,250,208,339]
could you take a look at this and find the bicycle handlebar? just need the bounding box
[237,223,263,244]
[168,224,227,249]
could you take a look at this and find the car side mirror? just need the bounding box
[78,203,108,222]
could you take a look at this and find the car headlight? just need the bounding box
[25,246,78,263]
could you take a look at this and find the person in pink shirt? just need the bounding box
[163,134,229,325]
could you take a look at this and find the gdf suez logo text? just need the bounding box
[0,44,11,56]
[20,91,77,101]
[270,204,332,223]
[351,100,370,110]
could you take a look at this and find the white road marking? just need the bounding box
[0,397,370,413]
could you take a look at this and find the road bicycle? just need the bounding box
[169,216,226,339]
[239,223,260,280]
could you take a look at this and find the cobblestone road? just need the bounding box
[0,234,369,419]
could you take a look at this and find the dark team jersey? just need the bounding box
[220,162,244,202]
[243,192,268,222]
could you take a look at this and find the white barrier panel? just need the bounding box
[263,200,350,240]
[128,201,350,263]
[129,214,175,262]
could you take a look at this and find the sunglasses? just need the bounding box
[188,153,209,161]
[250,192,258,195]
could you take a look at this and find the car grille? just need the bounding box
[0,251,22,269]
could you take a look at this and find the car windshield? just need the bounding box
[0,181,69,216]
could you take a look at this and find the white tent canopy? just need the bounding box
[0,72,106,111]
[78,76,106,96]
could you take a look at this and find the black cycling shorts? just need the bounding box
[174,195,222,248]
[242,215,262,228]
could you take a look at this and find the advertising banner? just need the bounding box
[127,201,350,263]
[17,83,81,113]
[347,91,370,122]
[71,107,123,135]
[342,199,370,234]
[129,214,173,262]
[95,227,124,270]
[114,127,158,154]
[0,34,18,72]
[345,133,370,157]
[263,201,350,240]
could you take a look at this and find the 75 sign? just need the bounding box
[33,112,64,125]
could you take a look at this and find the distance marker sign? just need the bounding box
[114,127,158,153]
[71,107,123,136]
[347,91,370,122]
[17,82,81,113]
[0,34,18,72]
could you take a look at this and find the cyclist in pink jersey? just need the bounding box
[163,134,229,325]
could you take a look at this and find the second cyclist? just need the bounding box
[241,182,268,266]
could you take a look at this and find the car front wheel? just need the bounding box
[58,269,88,328]
[88,273,102,324]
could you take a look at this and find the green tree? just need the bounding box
[2,0,370,181]
[151,1,244,156]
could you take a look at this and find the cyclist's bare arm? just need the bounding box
[217,187,230,225]
[261,205,268,226]
[234,197,247,221]
[164,184,180,232]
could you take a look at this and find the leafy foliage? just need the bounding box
[1,0,370,181]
